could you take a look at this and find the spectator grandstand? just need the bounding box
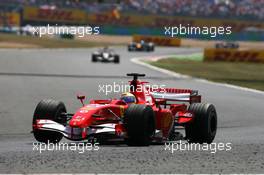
[0,0,263,21]
[123,0,264,20]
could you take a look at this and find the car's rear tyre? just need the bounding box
[114,55,120,64]
[32,99,67,143]
[92,55,97,62]
[185,103,217,144]
[146,47,151,52]
[147,45,154,52]
[124,104,155,146]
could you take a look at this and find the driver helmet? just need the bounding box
[120,92,136,104]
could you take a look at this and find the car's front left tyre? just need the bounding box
[185,103,217,144]
[32,99,67,143]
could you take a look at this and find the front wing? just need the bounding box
[33,119,165,142]
[34,119,117,140]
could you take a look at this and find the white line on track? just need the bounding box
[131,55,264,95]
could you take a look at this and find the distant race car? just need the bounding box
[128,40,155,52]
[92,47,120,63]
[32,73,217,146]
[215,42,239,49]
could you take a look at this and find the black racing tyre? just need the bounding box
[92,55,97,62]
[32,99,67,143]
[232,44,239,49]
[147,45,154,52]
[114,55,120,64]
[146,46,151,52]
[128,46,132,51]
[185,103,217,144]
[124,104,155,146]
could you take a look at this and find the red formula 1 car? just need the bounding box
[32,73,217,146]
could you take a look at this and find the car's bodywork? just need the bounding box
[32,73,217,145]
[128,41,154,52]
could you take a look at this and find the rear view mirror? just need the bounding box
[77,94,86,106]
[77,95,85,100]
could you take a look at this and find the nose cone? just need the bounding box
[69,109,93,128]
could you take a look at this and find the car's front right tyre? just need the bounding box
[32,99,67,143]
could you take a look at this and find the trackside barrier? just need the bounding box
[204,48,264,63]
[133,35,181,47]
[0,12,20,27]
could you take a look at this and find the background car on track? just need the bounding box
[128,40,155,52]
[92,47,120,63]
[215,42,240,49]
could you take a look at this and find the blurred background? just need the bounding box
[0,0,264,41]
[0,2,264,174]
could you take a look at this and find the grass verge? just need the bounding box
[150,57,264,91]
[166,53,204,61]
[0,33,114,48]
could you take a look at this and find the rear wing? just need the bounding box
[146,87,201,104]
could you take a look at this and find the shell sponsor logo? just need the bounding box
[120,106,125,117]
[136,43,142,48]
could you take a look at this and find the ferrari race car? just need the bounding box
[128,40,155,52]
[92,47,120,63]
[32,73,217,146]
[215,41,239,49]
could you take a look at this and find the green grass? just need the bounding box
[167,53,204,61]
[0,33,112,48]
[150,58,264,91]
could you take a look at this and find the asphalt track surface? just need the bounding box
[0,47,263,173]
